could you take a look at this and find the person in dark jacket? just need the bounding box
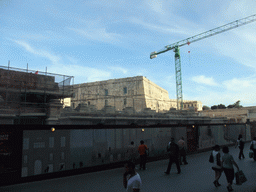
[235,134,245,159]
[164,138,181,174]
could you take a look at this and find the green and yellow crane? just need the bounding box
[150,14,256,110]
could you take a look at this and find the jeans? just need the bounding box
[166,156,181,173]
[140,154,147,170]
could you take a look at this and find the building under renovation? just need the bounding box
[0,65,73,124]
[71,76,202,113]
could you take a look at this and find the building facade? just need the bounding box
[71,76,202,112]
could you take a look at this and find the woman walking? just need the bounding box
[211,145,222,187]
[222,146,239,192]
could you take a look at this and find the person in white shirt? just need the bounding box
[123,161,141,192]
[211,145,222,187]
[250,137,256,161]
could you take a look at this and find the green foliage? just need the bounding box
[218,104,226,109]
[210,100,242,110]
[203,105,210,110]
[211,105,218,110]
[233,100,242,108]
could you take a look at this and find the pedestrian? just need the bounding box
[250,137,256,161]
[138,140,148,170]
[222,146,239,192]
[235,134,245,159]
[127,141,136,164]
[164,137,181,174]
[123,161,141,192]
[177,136,188,165]
[210,145,222,187]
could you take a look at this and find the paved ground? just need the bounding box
[1,143,256,192]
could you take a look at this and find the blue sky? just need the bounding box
[1,0,256,107]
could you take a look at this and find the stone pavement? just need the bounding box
[1,143,256,192]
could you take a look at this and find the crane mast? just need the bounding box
[150,14,256,110]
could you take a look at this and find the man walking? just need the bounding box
[178,137,188,165]
[165,137,181,174]
[123,161,141,192]
[235,134,245,159]
[127,141,136,164]
[138,140,148,170]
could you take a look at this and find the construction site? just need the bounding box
[0,65,73,124]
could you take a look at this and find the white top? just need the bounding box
[212,150,221,167]
[251,140,256,149]
[126,173,142,192]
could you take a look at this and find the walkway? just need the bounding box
[1,143,256,192]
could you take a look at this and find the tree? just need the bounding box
[218,104,226,109]
[203,105,210,110]
[227,104,234,108]
[233,100,242,108]
[211,105,218,110]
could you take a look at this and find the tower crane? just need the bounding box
[150,14,256,110]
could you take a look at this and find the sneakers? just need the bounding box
[164,171,170,174]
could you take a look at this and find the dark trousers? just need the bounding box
[223,168,234,184]
[238,147,245,159]
[253,149,256,161]
[179,148,187,164]
[140,154,147,170]
[166,156,181,173]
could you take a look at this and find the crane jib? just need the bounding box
[149,14,256,110]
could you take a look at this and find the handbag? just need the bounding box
[209,152,214,163]
[249,150,254,158]
[235,170,247,185]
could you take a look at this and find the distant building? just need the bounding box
[199,107,256,123]
[71,76,202,112]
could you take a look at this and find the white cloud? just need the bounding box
[68,27,121,43]
[13,40,61,64]
[223,78,254,91]
[48,63,111,84]
[108,66,128,74]
[147,0,165,14]
[129,17,192,36]
[12,40,112,84]
[192,75,218,86]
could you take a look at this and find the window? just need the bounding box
[24,155,28,164]
[22,167,28,177]
[61,137,66,147]
[49,153,53,161]
[49,137,54,148]
[34,142,45,148]
[105,100,108,106]
[123,87,127,94]
[61,152,65,160]
[124,98,127,106]
[23,138,29,150]
[105,89,108,96]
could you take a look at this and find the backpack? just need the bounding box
[167,142,179,156]
[239,140,244,148]
[209,152,214,163]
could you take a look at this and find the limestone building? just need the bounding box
[71,76,202,112]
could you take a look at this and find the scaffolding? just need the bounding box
[0,65,74,119]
